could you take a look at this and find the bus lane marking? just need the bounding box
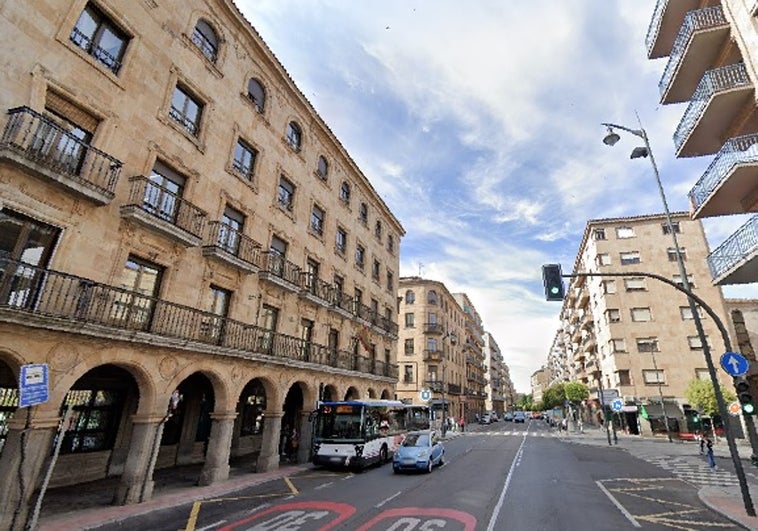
[485,430,528,531]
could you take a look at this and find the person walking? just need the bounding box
[458,416,465,432]
[705,434,716,469]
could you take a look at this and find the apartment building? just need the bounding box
[483,332,506,417]
[561,213,735,435]
[530,367,550,407]
[396,277,466,424]
[0,1,403,526]
[453,293,487,421]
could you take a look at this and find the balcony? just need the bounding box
[0,106,122,205]
[202,221,262,273]
[658,6,729,104]
[707,215,758,285]
[689,134,758,219]
[331,291,354,319]
[300,273,333,307]
[120,176,207,246]
[674,63,755,158]
[423,322,444,335]
[0,258,395,379]
[423,349,444,362]
[258,252,301,293]
[645,0,704,59]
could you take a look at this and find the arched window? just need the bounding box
[340,181,350,203]
[286,121,302,151]
[317,155,328,179]
[192,19,218,62]
[405,290,415,304]
[428,290,438,304]
[247,78,266,112]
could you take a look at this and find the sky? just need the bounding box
[238,1,758,393]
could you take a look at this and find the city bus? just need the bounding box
[311,400,430,469]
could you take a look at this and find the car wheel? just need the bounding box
[438,453,444,466]
[393,467,399,474]
[426,459,433,473]
[380,446,388,463]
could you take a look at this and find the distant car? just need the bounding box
[479,413,491,424]
[514,411,526,423]
[490,412,499,422]
[393,430,445,473]
[503,412,513,422]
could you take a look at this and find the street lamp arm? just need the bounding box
[600,122,644,139]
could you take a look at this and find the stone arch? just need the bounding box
[321,383,338,402]
[163,361,232,413]
[367,387,377,399]
[344,386,360,401]
[380,388,392,399]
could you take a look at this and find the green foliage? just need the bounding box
[564,382,589,403]
[541,383,566,410]
[517,394,534,410]
[684,378,736,416]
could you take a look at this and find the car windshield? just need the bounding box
[402,433,429,447]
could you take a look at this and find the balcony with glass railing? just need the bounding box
[120,176,207,246]
[707,215,758,285]
[202,221,263,273]
[0,258,396,379]
[689,133,758,219]
[646,0,703,59]
[674,63,754,157]
[658,5,729,104]
[0,106,122,204]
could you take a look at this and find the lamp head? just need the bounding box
[630,146,649,159]
[602,127,621,146]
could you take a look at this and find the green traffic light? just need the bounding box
[744,403,756,415]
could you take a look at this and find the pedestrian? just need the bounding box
[697,431,704,454]
[288,426,299,462]
[458,417,465,432]
[705,434,716,468]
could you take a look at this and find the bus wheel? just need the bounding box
[380,445,388,463]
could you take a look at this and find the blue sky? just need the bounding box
[238,1,757,392]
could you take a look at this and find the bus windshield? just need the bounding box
[315,404,364,440]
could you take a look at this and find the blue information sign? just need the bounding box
[611,398,624,412]
[19,363,49,408]
[720,352,750,377]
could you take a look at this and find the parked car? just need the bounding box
[503,412,513,422]
[479,413,492,424]
[393,430,445,473]
[514,411,526,423]
[490,412,499,422]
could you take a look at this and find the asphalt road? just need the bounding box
[94,419,743,530]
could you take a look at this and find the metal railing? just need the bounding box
[707,215,758,280]
[645,0,668,56]
[123,176,207,239]
[674,63,751,152]
[260,252,301,286]
[301,273,333,302]
[204,221,263,269]
[659,6,726,98]
[689,133,758,211]
[70,27,123,74]
[1,106,122,199]
[0,258,396,378]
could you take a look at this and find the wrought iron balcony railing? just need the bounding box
[673,63,751,153]
[689,133,758,212]
[423,349,444,362]
[707,215,758,281]
[423,322,444,334]
[203,221,263,272]
[301,273,333,303]
[658,6,726,100]
[0,258,396,379]
[260,252,301,287]
[1,106,122,203]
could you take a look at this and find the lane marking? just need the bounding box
[596,481,641,527]
[283,476,298,495]
[375,491,402,508]
[485,430,527,531]
[197,520,226,531]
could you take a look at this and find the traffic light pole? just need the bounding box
[565,270,756,517]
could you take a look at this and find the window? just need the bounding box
[247,78,266,112]
[405,313,415,328]
[39,93,97,176]
[643,370,665,385]
[191,19,218,63]
[428,290,438,304]
[667,247,686,262]
[112,255,163,327]
[333,275,344,303]
[662,221,680,234]
[680,306,705,320]
[404,339,414,355]
[616,226,635,239]
[169,85,203,136]
[269,236,287,275]
[636,337,659,352]
[70,3,128,74]
[359,202,368,224]
[605,309,621,323]
[619,251,640,265]
[355,244,365,269]
[233,139,257,181]
[277,176,295,211]
[218,206,244,255]
[427,338,438,353]
[405,290,416,304]
[202,285,230,342]
[259,304,279,354]
[404,365,414,384]
[596,253,611,266]
[310,205,324,235]
[145,162,185,223]
[301,318,314,358]
[624,277,646,291]
[60,388,122,454]
[617,370,631,386]
[386,270,394,292]
[695,368,710,381]
[593,228,606,240]
[630,307,652,322]
[688,335,709,350]
[673,275,695,289]
[371,298,379,323]
[336,227,347,255]
[602,280,616,294]
[388,234,395,253]
[286,121,302,151]
[610,338,626,352]
[372,259,380,281]
[340,181,351,203]
[375,220,383,240]
[317,155,328,179]
[305,259,320,293]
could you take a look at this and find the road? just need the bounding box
[93,419,742,530]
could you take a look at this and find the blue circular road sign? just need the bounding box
[611,398,624,412]
[720,352,750,377]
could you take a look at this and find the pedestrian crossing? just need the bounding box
[631,450,739,487]
[463,430,557,438]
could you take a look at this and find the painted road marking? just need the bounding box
[375,491,402,508]
[485,429,528,531]
[220,500,355,531]
[596,480,641,527]
[356,507,477,531]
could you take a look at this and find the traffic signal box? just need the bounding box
[735,377,756,415]
[542,264,565,301]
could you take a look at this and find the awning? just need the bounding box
[640,402,683,418]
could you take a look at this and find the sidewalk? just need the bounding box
[566,424,758,530]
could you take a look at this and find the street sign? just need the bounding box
[601,389,619,403]
[19,363,49,408]
[720,352,750,377]
[419,388,432,402]
[729,401,743,416]
[611,398,623,412]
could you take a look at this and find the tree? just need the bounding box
[542,383,566,410]
[685,379,735,416]
[518,393,534,411]
[564,382,589,404]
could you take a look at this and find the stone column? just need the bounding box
[297,410,313,464]
[198,411,237,486]
[256,411,283,472]
[0,412,59,531]
[113,414,166,505]
[176,394,200,465]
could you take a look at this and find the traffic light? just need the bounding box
[542,264,565,301]
[736,377,756,415]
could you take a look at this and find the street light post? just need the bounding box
[601,116,755,516]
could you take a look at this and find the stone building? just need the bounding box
[453,292,487,420]
[0,1,402,527]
